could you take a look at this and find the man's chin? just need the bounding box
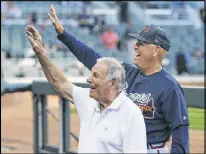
[134,60,140,67]
[89,92,95,98]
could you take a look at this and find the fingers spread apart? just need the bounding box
[48,4,58,21]
[25,30,33,38]
[50,4,56,16]
[48,13,55,23]
[25,25,38,35]
[28,36,37,47]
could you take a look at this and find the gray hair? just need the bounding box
[97,57,125,93]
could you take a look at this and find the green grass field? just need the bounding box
[188,107,205,130]
[70,107,205,130]
[71,107,77,114]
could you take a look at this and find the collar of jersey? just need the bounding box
[140,66,163,77]
[94,91,125,112]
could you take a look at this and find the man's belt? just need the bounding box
[147,142,165,149]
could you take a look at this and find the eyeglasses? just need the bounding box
[136,41,151,46]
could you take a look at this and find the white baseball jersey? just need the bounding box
[72,86,147,153]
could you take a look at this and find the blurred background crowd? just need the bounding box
[1,1,204,78]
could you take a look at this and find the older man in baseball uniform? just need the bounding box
[25,24,147,153]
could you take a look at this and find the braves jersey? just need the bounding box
[57,30,190,152]
[122,63,189,143]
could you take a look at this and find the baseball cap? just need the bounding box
[129,25,171,51]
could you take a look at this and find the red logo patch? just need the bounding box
[143,25,150,32]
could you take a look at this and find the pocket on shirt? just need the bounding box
[96,122,122,147]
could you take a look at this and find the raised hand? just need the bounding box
[48,4,64,34]
[25,25,44,54]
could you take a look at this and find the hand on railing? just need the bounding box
[48,4,64,34]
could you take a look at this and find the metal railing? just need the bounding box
[31,81,204,153]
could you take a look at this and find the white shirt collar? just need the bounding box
[94,91,126,112]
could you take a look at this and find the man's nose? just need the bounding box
[133,44,137,49]
[86,76,92,83]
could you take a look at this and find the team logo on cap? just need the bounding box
[143,25,150,32]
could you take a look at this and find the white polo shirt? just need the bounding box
[72,86,147,153]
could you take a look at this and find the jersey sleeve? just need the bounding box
[72,86,97,121]
[123,112,147,153]
[161,88,189,130]
[57,30,102,70]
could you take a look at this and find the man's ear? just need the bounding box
[111,79,117,89]
[153,46,161,57]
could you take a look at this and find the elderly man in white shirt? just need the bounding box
[25,24,147,153]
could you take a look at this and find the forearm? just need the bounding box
[36,52,72,99]
[57,30,102,70]
[170,125,189,153]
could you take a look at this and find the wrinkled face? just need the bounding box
[86,63,112,101]
[133,41,158,70]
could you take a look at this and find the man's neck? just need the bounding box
[99,91,121,112]
[142,64,163,76]
[100,103,110,112]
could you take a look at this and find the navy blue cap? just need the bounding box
[129,25,171,51]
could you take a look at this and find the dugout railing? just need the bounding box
[31,81,204,153]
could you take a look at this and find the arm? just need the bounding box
[36,53,74,102]
[25,25,74,102]
[161,89,189,153]
[57,31,102,70]
[48,4,101,70]
[171,125,189,153]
